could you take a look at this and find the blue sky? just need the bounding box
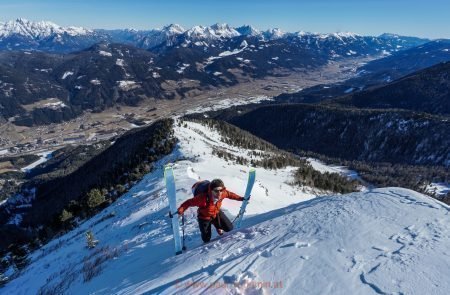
[0,0,449,39]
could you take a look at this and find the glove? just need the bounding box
[241,195,250,201]
[177,207,184,215]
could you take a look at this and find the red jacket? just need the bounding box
[178,187,243,220]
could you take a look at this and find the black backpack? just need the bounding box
[192,180,210,196]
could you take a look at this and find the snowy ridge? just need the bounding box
[2,119,449,294]
[185,23,240,41]
[160,23,185,35]
[0,18,368,45]
[0,18,91,38]
[236,25,261,37]
[263,28,285,40]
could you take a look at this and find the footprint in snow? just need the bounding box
[372,246,389,252]
[280,241,311,249]
[295,242,311,248]
[260,249,272,257]
[245,231,258,239]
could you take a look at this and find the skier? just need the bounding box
[177,179,247,243]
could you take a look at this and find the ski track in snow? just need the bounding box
[3,119,450,295]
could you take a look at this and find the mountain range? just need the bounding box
[1,19,449,293]
[0,18,442,127]
[0,18,428,53]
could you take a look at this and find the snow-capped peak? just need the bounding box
[236,25,261,37]
[161,23,185,35]
[332,31,360,39]
[295,30,309,37]
[209,23,240,38]
[379,33,401,39]
[0,18,91,38]
[263,28,285,40]
[185,23,240,41]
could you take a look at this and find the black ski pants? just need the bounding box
[198,211,233,242]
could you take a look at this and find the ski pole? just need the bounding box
[181,214,187,251]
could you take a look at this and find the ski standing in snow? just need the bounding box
[164,165,183,255]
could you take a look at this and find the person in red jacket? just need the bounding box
[177,179,245,243]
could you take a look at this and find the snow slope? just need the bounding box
[20,151,53,173]
[2,120,449,295]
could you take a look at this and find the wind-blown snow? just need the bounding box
[3,120,449,295]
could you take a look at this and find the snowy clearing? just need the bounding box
[99,51,112,57]
[61,71,74,80]
[20,151,53,172]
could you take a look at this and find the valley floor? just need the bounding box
[0,56,372,157]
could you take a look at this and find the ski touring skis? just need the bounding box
[164,165,183,255]
[234,168,256,229]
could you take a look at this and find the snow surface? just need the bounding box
[99,51,112,57]
[20,151,53,173]
[307,158,360,181]
[90,79,101,85]
[344,87,354,93]
[62,71,74,80]
[117,80,139,90]
[3,120,450,295]
[42,100,67,110]
[184,95,273,115]
[116,59,125,66]
[206,44,248,65]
